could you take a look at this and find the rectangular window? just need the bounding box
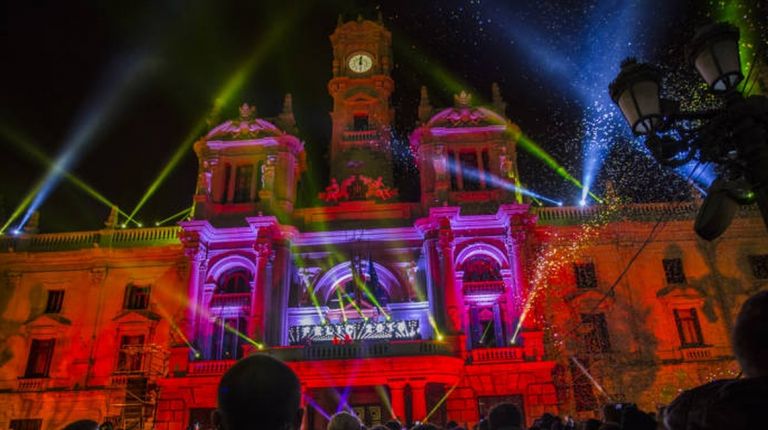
[663,258,686,284]
[221,163,232,203]
[749,254,768,279]
[353,113,369,131]
[581,313,611,353]
[124,285,150,310]
[211,317,246,360]
[569,358,598,411]
[10,420,43,430]
[448,150,458,191]
[188,409,216,430]
[24,339,55,378]
[233,165,253,203]
[574,263,597,289]
[44,290,64,314]
[674,308,704,347]
[117,335,145,372]
[481,149,491,189]
[459,151,480,191]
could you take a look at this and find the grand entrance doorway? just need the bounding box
[306,386,394,430]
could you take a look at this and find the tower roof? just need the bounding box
[425,105,507,129]
[204,103,286,141]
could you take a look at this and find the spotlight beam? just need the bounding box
[125,12,302,223]
[0,124,137,233]
[15,53,156,231]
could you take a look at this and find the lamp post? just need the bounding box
[609,22,768,240]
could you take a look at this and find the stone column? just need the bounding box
[180,232,207,343]
[388,382,407,422]
[252,241,273,344]
[410,382,428,423]
[438,219,462,334]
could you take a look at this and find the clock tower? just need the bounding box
[324,15,396,202]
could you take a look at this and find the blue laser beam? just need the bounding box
[14,53,156,231]
[446,159,563,206]
[491,0,673,202]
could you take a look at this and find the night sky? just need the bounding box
[1,0,766,233]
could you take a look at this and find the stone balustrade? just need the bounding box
[469,346,524,363]
[16,377,49,391]
[682,346,712,361]
[188,359,237,375]
[462,280,505,295]
[0,226,181,253]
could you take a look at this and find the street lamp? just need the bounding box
[609,22,768,241]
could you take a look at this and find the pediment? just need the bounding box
[656,284,703,301]
[25,313,72,328]
[564,288,615,309]
[112,309,162,323]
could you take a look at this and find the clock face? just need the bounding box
[348,53,373,73]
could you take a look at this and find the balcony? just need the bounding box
[17,377,49,391]
[188,359,237,375]
[268,340,456,362]
[469,346,525,363]
[342,129,379,142]
[209,293,251,309]
[682,346,712,361]
[463,281,505,295]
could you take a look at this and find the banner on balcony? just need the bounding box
[288,319,420,345]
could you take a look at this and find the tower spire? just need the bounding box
[418,86,433,124]
[491,82,507,115]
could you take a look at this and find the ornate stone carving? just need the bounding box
[261,155,277,192]
[90,267,106,285]
[5,271,21,289]
[239,103,257,120]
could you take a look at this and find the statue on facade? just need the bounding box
[499,146,515,180]
[261,155,277,192]
[432,144,448,182]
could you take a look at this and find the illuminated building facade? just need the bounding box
[1,16,767,430]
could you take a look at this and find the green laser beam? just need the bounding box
[125,12,302,224]
[155,206,193,226]
[517,134,603,203]
[0,124,137,233]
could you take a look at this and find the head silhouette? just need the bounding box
[327,412,361,430]
[213,355,302,430]
[62,421,99,430]
[488,403,522,430]
[732,290,768,377]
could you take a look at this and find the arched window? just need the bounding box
[216,269,251,294]
[462,255,502,282]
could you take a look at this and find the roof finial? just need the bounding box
[491,82,507,115]
[239,102,257,120]
[377,10,383,23]
[23,211,39,234]
[278,93,297,132]
[357,14,364,22]
[454,91,472,107]
[418,86,433,124]
[105,206,118,229]
[337,14,343,27]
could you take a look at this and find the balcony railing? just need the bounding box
[342,129,379,142]
[209,293,251,309]
[682,346,712,361]
[463,281,505,295]
[267,340,456,362]
[470,346,524,363]
[0,226,181,253]
[17,377,49,391]
[189,359,237,375]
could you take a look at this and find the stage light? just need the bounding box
[579,199,587,207]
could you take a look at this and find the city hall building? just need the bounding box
[1,16,767,430]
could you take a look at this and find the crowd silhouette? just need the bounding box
[78,290,766,430]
